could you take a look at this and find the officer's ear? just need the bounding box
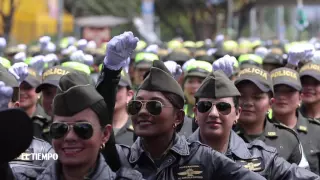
[126,89,134,103]
[270,98,276,106]
[8,101,20,108]
[101,124,112,144]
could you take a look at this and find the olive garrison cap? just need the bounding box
[195,70,240,99]
[235,67,273,93]
[53,71,109,126]
[271,67,301,91]
[0,63,19,87]
[139,60,185,102]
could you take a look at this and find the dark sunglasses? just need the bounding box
[196,101,232,115]
[49,122,94,140]
[127,100,172,116]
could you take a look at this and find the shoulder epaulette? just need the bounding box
[248,140,277,153]
[308,119,320,126]
[274,122,300,142]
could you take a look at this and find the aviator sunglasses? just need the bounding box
[196,101,232,115]
[127,100,172,116]
[49,122,94,140]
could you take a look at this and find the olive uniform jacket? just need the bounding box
[296,108,320,175]
[188,129,320,180]
[234,117,302,165]
[116,133,266,180]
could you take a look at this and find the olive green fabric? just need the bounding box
[271,67,301,91]
[299,63,320,82]
[264,48,284,65]
[195,70,240,99]
[138,60,185,102]
[23,68,41,88]
[53,71,109,126]
[36,66,74,93]
[166,48,192,62]
[235,67,273,93]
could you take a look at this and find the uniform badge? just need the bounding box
[236,158,264,172]
[298,126,307,132]
[267,131,277,137]
[43,127,50,133]
[174,165,204,179]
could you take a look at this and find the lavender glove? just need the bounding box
[104,31,139,70]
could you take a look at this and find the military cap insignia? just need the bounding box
[174,165,204,179]
[236,158,264,172]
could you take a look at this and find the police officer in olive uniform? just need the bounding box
[35,65,75,143]
[113,70,135,146]
[188,69,319,179]
[19,68,50,139]
[234,67,303,165]
[297,63,320,174]
[117,60,266,180]
[182,60,212,119]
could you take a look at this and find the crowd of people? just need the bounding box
[1,31,320,179]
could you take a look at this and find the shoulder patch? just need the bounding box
[174,165,204,180]
[235,157,265,172]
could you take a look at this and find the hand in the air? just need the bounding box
[164,60,183,80]
[29,55,45,74]
[8,62,28,84]
[104,31,139,70]
[212,55,237,77]
[287,46,306,66]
